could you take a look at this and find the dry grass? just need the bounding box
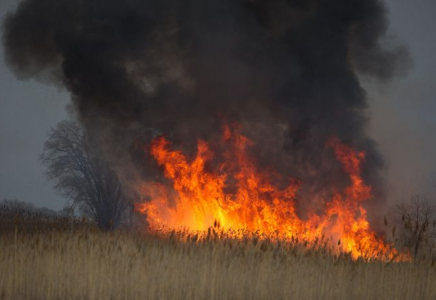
[1,217,436,300]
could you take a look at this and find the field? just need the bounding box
[1,217,436,300]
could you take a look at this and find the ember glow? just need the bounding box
[136,125,400,260]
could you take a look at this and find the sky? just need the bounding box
[0,0,69,210]
[0,0,435,211]
[369,0,436,205]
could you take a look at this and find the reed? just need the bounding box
[0,217,435,300]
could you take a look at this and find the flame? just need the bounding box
[136,125,401,260]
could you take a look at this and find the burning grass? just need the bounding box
[1,217,435,300]
[137,125,398,260]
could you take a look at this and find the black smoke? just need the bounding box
[2,0,410,221]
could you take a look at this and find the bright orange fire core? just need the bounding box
[136,125,400,260]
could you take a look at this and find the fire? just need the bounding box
[136,125,401,260]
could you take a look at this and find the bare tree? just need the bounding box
[396,195,436,259]
[41,121,129,230]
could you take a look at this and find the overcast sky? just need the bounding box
[369,0,436,205]
[0,0,435,210]
[0,0,69,210]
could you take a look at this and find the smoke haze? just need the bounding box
[2,0,411,222]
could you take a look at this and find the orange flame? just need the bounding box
[136,125,401,260]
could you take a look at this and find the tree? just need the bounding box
[0,199,57,219]
[396,195,436,259]
[41,121,129,230]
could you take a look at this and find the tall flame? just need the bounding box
[136,125,400,260]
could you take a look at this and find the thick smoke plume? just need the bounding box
[2,0,409,222]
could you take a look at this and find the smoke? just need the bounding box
[2,0,410,222]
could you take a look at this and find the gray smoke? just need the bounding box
[2,0,410,222]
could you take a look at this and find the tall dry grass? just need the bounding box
[1,217,435,300]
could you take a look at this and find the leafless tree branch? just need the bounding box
[41,121,129,230]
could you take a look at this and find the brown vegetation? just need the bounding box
[1,216,436,300]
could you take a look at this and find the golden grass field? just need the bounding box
[1,217,436,300]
